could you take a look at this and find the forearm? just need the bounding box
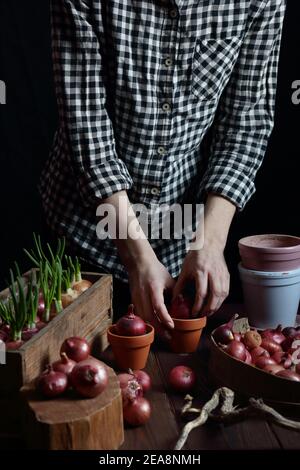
[203,193,236,250]
[101,191,155,270]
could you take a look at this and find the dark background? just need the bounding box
[0,1,299,300]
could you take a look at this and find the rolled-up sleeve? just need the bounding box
[50,0,133,205]
[202,0,286,210]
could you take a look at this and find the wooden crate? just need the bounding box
[0,272,112,436]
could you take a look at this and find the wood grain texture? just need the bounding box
[21,365,124,450]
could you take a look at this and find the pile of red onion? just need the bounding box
[213,319,300,382]
[37,336,109,399]
[117,369,152,426]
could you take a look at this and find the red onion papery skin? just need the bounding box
[233,333,242,342]
[6,340,24,350]
[225,340,247,361]
[37,366,68,398]
[36,321,47,331]
[70,358,109,398]
[22,327,39,342]
[118,373,143,406]
[1,324,10,335]
[38,292,45,316]
[52,352,76,379]
[250,347,270,363]
[255,356,277,370]
[169,294,192,319]
[133,370,152,393]
[272,351,293,369]
[213,314,238,345]
[243,330,262,350]
[168,366,197,393]
[115,305,147,337]
[244,349,252,365]
[261,325,285,345]
[60,336,90,362]
[123,397,151,426]
[264,363,285,375]
[281,337,295,352]
[275,369,300,382]
[260,338,282,355]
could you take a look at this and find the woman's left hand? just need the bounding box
[173,242,230,317]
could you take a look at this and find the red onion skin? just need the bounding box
[70,358,108,398]
[1,324,10,335]
[38,293,45,316]
[275,369,300,382]
[118,373,143,406]
[233,333,242,342]
[168,366,196,393]
[255,356,277,370]
[36,321,47,331]
[22,327,39,342]
[6,340,24,350]
[250,347,270,363]
[261,338,282,355]
[281,337,294,352]
[115,305,147,337]
[123,397,151,426]
[244,349,252,365]
[261,326,285,345]
[213,325,234,345]
[52,353,76,379]
[38,367,68,398]
[60,336,90,363]
[243,330,262,350]
[225,341,247,361]
[0,330,8,342]
[264,363,284,374]
[133,370,151,393]
[169,294,192,319]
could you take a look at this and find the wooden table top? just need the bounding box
[116,305,300,451]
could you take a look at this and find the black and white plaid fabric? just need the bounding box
[40,0,286,281]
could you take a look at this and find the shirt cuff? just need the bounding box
[78,159,133,205]
[202,159,256,211]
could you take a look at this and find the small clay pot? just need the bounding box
[239,234,300,272]
[169,317,207,353]
[107,324,154,370]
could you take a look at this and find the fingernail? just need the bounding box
[168,321,174,329]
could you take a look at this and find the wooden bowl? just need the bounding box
[209,331,300,406]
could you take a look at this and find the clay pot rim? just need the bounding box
[239,234,300,254]
[107,324,154,346]
[172,316,207,331]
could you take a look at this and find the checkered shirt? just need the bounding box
[40,0,286,281]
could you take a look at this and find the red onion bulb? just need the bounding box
[60,336,90,362]
[115,305,147,337]
[37,366,68,398]
[168,366,196,393]
[70,358,109,398]
[123,397,151,426]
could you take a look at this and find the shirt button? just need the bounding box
[157,146,166,156]
[164,57,173,67]
[151,187,160,196]
[162,102,171,112]
[169,9,178,19]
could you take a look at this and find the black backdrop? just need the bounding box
[0,1,299,300]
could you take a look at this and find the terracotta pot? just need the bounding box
[169,316,207,353]
[107,324,154,370]
[239,234,300,272]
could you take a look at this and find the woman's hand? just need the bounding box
[173,242,230,317]
[128,255,175,329]
[173,193,235,317]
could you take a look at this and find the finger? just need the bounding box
[150,284,174,329]
[172,274,187,300]
[192,272,208,317]
[202,274,227,316]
